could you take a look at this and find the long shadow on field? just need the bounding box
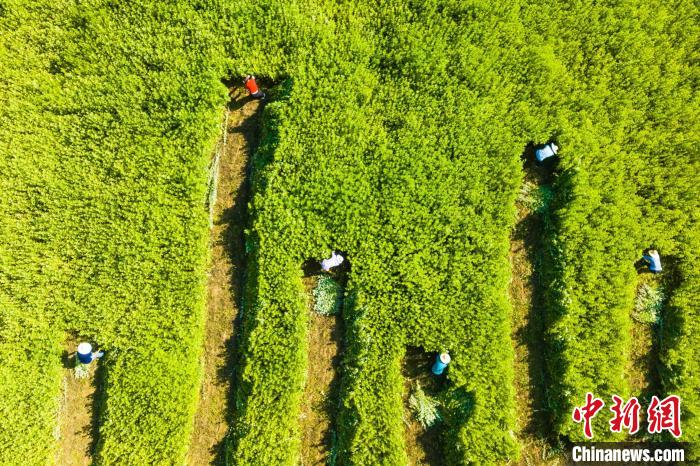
[512,146,556,444]
[88,359,107,458]
[402,347,445,466]
[300,273,346,465]
[630,257,680,436]
[211,91,264,465]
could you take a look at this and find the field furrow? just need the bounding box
[56,341,101,466]
[509,159,560,464]
[188,91,262,465]
[300,276,344,465]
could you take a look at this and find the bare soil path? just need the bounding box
[627,270,669,438]
[188,89,262,465]
[300,276,344,466]
[509,159,562,465]
[403,347,443,466]
[56,342,101,466]
[627,273,661,399]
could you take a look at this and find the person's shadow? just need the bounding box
[634,257,651,274]
[302,258,323,277]
[211,87,265,465]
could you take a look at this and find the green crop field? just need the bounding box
[0,1,227,463]
[0,0,697,465]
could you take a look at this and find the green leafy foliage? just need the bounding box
[312,276,343,316]
[0,0,229,463]
[0,0,696,463]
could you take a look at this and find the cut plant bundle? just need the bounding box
[409,382,442,429]
[313,276,343,316]
[634,283,665,324]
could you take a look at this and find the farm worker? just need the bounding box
[535,142,559,164]
[77,342,105,364]
[432,352,451,375]
[320,251,344,272]
[244,75,265,100]
[642,249,662,273]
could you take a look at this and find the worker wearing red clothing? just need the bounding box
[244,75,265,100]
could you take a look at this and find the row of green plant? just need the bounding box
[0,0,230,463]
[223,1,545,463]
[660,243,700,456]
[0,2,77,461]
[525,0,699,446]
[224,0,698,462]
[540,141,639,441]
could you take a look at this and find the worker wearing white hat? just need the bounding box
[535,142,559,164]
[642,249,662,273]
[320,251,344,272]
[77,342,104,364]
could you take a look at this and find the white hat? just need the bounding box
[77,342,92,355]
